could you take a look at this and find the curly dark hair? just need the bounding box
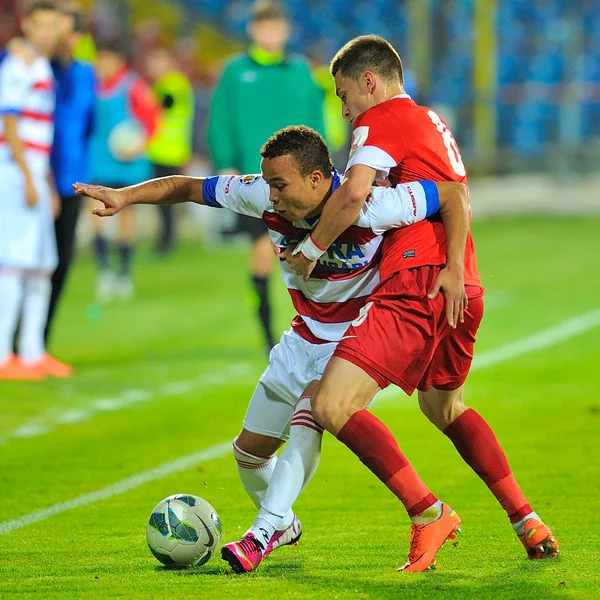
[330,35,404,85]
[260,126,333,178]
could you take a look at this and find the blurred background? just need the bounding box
[3,0,600,185]
[1,5,599,592]
[0,0,599,367]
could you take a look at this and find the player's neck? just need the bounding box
[306,176,335,219]
[373,83,405,105]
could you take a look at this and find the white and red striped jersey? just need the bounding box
[203,171,440,343]
[0,52,55,174]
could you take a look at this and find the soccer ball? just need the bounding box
[146,494,222,568]
[108,120,146,162]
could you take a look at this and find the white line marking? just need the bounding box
[10,424,50,438]
[377,307,600,404]
[0,441,232,535]
[3,362,256,444]
[3,309,600,535]
[471,308,600,371]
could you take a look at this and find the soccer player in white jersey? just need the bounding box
[73,125,469,571]
[0,1,61,380]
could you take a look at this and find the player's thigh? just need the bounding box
[243,380,295,443]
[0,165,41,269]
[119,205,135,242]
[35,177,58,273]
[249,330,338,440]
[418,291,485,396]
[332,269,442,397]
[312,356,381,434]
[250,232,275,277]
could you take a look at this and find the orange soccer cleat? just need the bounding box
[398,504,461,573]
[518,517,559,559]
[36,354,74,378]
[0,355,45,381]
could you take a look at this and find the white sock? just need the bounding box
[248,396,323,548]
[18,274,51,363]
[512,511,540,536]
[411,500,444,525]
[0,269,24,363]
[232,439,294,531]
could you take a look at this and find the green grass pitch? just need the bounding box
[1,215,599,599]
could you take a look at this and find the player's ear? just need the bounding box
[310,170,323,188]
[363,71,376,94]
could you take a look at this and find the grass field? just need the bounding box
[1,215,599,600]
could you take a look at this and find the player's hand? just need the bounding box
[72,182,126,217]
[286,250,317,282]
[428,266,468,329]
[24,176,38,208]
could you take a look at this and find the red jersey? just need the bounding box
[347,95,480,285]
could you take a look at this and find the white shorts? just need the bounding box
[0,162,58,272]
[243,329,337,441]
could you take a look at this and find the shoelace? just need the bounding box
[407,522,426,563]
[238,536,264,556]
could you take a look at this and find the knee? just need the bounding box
[418,389,467,431]
[233,429,282,460]
[311,386,360,436]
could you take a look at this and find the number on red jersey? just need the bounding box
[427,110,466,177]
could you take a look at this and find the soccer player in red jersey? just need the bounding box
[287,36,558,571]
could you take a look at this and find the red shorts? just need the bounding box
[333,266,484,394]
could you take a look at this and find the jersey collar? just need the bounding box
[304,170,341,225]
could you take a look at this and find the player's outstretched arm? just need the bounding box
[72,176,208,217]
[428,182,470,328]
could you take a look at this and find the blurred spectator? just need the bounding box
[88,40,159,302]
[0,0,20,49]
[308,47,350,171]
[45,5,95,349]
[207,0,325,352]
[146,47,195,256]
[0,1,61,380]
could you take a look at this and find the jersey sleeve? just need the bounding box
[201,174,270,218]
[363,180,440,234]
[346,110,406,180]
[0,55,31,114]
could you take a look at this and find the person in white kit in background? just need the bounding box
[73,125,469,570]
[0,1,62,381]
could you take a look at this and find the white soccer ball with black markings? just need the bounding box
[146,494,222,567]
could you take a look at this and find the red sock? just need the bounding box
[337,410,437,517]
[444,408,532,522]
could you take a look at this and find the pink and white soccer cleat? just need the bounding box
[221,533,265,573]
[263,514,303,558]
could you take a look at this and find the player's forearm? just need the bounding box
[438,183,469,271]
[310,178,368,251]
[121,176,203,207]
[3,115,32,180]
